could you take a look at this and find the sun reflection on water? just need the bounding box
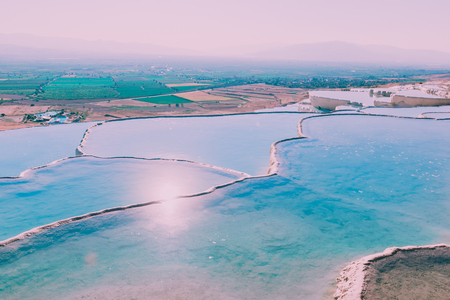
[131,163,205,234]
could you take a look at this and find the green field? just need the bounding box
[41,77,117,100]
[37,77,175,100]
[115,79,173,98]
[146,77,193,84]
[41,87,119,100]
[48,77,114,87]
[170,85,211,92]
[114,76,149,81]
[135,95,193,104]
[0,79,49,96]
[0,62,444,102]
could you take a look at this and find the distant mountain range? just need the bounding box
[0,33,202,59]
[1,33,450,65]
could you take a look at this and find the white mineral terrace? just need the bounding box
[309,83,450,110]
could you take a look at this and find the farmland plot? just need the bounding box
[41,77,118,100]
[115,79,173,98]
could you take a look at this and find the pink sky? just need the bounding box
[1,0,449,52]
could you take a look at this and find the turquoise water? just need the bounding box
[0,122,94,177]
[0,156,243,241]
[1,114,450,299]
[81,113,314,175]
[35,111,58,117]
[48,116,68,124]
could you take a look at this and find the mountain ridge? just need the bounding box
[0,33,202,58]
[1,33,450,65]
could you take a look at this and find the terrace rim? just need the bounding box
[4,111,448,248]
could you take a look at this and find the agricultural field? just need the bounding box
[1,74,190,100]
[0,79,49,96]
[166,83,212,87]
[48,77,114,87]
[40,77,118,100]
[38,76,176,100]
[114,78,173,98]
[206,83,308,107]
[146,76,216,91]
[135,95,193,104]
[146,76,193,84]
[1,61,447,131]
[168,84,212,92]
[41,87,119,100]
[176,91,235,102]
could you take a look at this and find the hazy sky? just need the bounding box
[1,0,449,52]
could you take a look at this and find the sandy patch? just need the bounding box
[0,105,52,116]
[166,83,211,87]
[0,94,27,100]
[2,116,24,122]
[176,91,234,101]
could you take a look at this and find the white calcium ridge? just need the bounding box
[1,155,250,180]
[0,143,285,247]
[4,112,442,267]
[75,111,312,155]
[419,111,450,120]
[361,108,450,119]
[76,121,105,155]
[2,112,314,246]
[0,161,274,248]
